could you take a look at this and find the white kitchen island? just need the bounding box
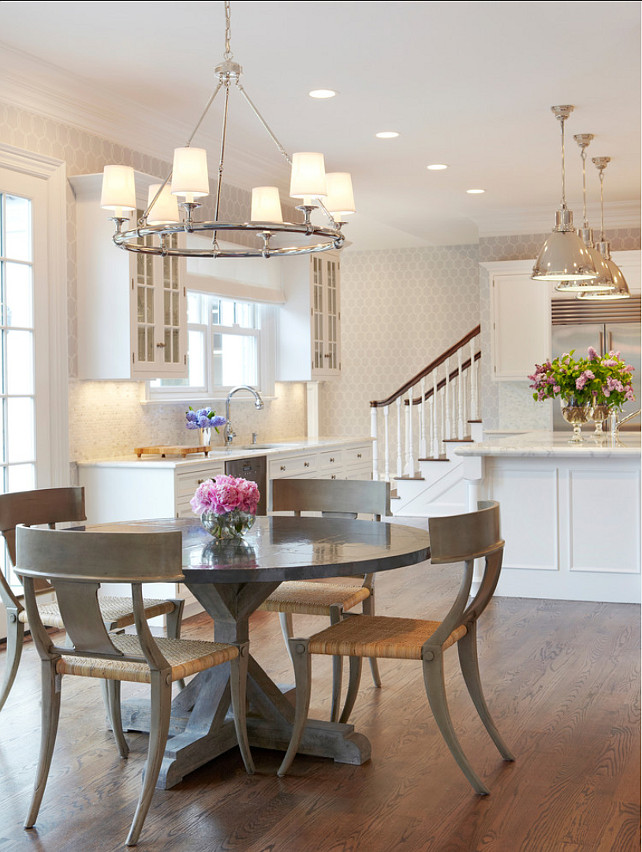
[456,431,641,603]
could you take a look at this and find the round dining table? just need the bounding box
[94,515,431,789]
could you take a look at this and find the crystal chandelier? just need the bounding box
[100,1,353,259]
[531,105,598,282]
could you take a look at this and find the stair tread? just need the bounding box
[418,456,449,462]
[393,475,425,481]
[468,419,482,423]
[443,437,473,442]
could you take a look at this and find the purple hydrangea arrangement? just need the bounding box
[528,348,635,408]
[185,406,227,432]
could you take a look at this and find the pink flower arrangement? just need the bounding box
[190,475,260,516]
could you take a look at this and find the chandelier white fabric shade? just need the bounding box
[250,186,283,223]
[289,153,327,199]
[325,172,356,216]
[147,184,180,225]
[171,147,209,199]
[100,165,136,213]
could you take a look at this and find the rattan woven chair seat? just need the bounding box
[19,596,176,629]
[259,581,370,616]
[308,614,467,660]
[56,635,238,684]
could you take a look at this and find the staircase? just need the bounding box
[369,326,482,518]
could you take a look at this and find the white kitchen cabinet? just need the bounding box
[278,251,341,381]
[70,173,188,381]
[484,259,551,381]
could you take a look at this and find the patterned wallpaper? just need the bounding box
[0,102,305,462]
[479,228,642,432]
[319,244,480,438]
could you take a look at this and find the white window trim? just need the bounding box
[146,292,276,403]
[0,143,69,487]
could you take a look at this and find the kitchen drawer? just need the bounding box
[176,464,225,499]
[345,465,373,481]
[343,445,372,467]
[269,454,317,479]
[318,450,343,470]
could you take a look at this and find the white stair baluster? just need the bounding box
[396,397,403,478]
[371,406,378,480]
[445,357,451,439]
[407,386,415,476]
[457,348,464,439]
[470,337,479,421]
[432,371,439,458]
[383,405,390,482]
[419,377,426,458]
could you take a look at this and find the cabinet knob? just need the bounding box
[156,342,166,348]
[280,465,286,471]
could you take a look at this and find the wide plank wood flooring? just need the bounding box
[0,555,639,851]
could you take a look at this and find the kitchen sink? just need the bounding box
[234,443,295,451]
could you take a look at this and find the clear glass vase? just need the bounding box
[560,397,593,443]
[591,404,611,438]
[201,509,256,540]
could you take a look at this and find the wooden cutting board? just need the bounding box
[134,444,212,458]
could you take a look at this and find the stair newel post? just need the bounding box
[457,348,464,439]
[432,371,439,458]
[396,397,403,478]
[383,405,390,483]
[444,356,452,439]
[470,337,479,421]
[370,404,379,481]
[406,386,415,476]
[419,377,426,458]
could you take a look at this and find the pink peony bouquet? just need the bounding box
[190,474,260,517]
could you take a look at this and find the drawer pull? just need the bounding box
[280,465,286,471]
[329,457,335,463]
[331,474,337,480]
[304,461,310,468]
[357,453,362,459]
[197,479,205,485]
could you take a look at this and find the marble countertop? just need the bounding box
[454,430,641,459]
[77,436,373,469]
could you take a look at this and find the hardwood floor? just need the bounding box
[0,558,639,851]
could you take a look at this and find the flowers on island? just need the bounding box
[185,406,226,432]
[528,348,635,408]
[190,474,260,517]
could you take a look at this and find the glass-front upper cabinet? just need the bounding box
[71,174,187,381]
[310,252,341,378]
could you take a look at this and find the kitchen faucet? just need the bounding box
[224,385,264,445]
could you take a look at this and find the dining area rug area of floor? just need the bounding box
[0,555,639,852]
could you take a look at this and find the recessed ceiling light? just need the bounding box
[309,89,337,99]
[466,188,485,194]
[375,131,400,139]
[427,164,448,171]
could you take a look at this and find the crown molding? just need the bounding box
[0,43,290,193]
[474,201,640,238]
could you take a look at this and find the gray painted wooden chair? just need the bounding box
[278,500,515,794]
[0,487,186,714]
[15,523,254,847]
[260,478,391,722]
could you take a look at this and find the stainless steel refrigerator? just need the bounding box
[551,297,641,431]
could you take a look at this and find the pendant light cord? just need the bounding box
[560,115,567,210]
[581,147,588,227]
[599,168,605,241]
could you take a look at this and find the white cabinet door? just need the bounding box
[310,253,341,378]
[485,260,551,381]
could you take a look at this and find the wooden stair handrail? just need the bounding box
[405,350,481,405]
[370,325,481,408]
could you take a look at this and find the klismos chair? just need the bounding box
[0,487,185,714]
[16,523,254,847]
[259,477,391,722]
[278,500,515,794]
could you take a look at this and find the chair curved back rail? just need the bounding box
[272,478,391,520]
[16,525,184,669]
[426,501,503,650]
[0,486,86,608]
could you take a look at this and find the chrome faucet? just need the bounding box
[224,385,264,445]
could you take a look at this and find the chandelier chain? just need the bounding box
[224,0,233,60]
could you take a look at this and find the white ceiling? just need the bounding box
[1,1,640,248]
